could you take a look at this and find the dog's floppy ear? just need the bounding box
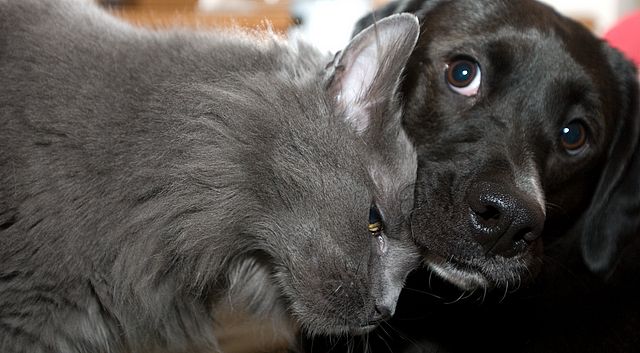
[581,45,640,276]
[325,13,419,134]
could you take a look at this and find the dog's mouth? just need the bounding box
[425,254,490,291]
[302,320,380,336]
[424,246,540,291]
[348,324,378,335]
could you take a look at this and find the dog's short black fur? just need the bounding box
[359,0,640,288]
[302,0,640,352]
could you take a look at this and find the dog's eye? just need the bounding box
[445,58,481,96]
[560,121,588,153]
[368,204,384,235]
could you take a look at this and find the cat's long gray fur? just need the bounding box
[0,0,420,352]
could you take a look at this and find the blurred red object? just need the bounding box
[604,10,640,69]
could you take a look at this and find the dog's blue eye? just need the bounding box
[450,62,474,84]
[560,121,587,153]
[446,58,481,96]
[368,205,384,235]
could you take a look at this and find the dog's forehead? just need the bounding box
[421,3,606,115]
[425,0,576,31]
[422,4,584,70]
[430,26,573,65]
[434,1,605,68]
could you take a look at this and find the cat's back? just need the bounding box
[0,0,328,234]
[0,0,325,144]
[0,0,315,215]
[0,0,325,160]
[0,0,321,87]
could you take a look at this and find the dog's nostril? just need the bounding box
[469,201,506,237]
[474,204,501,226]
[467,182,545,257]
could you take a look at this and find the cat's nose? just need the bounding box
[369,304,393,324]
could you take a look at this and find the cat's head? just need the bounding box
[254,14,421,336]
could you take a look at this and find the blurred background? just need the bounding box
[99,0,640,53]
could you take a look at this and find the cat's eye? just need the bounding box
[560,121,588,154]
[368,205,384,235]
[445,57,481,96]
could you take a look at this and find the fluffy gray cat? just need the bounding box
[0,1,419,352]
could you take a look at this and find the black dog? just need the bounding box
[358,0,640,289]
[302,0,640,352]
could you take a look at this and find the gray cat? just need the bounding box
[0,1,419,352]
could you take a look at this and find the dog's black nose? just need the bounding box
[467,182,544,257]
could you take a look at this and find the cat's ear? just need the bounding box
[324,13,419,134]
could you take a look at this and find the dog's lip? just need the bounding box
[424,252,477,271]
[423,247,541,291]
[349,324,378,335]
[314,322,379,336]
[424,252,490,291]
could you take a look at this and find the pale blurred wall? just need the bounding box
[289,0,372,53]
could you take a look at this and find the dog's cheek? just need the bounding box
[411,167,475,257]
[545,168,600,220]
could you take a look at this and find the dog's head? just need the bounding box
[355,0,640,290]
